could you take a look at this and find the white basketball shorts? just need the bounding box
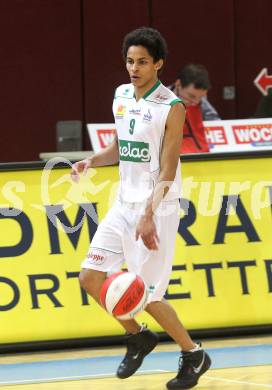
[81,199,180,302]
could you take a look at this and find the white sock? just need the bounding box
[189,343,202,353]
[139,323,147,332]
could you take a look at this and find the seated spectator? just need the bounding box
[170,64,220,153]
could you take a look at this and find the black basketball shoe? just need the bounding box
[116,327,159,379]
[166,346,211,389]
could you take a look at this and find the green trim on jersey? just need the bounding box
[142,80,161,100]
[145,99,171,106]
[114,95,134,100]
[170,98,183,106]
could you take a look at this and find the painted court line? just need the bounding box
[0,345,272,386]
[0,369,167,386]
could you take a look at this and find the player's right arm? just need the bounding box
[71,135,119,182]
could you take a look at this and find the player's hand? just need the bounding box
[135,215,160,250]
[71,158,92,183]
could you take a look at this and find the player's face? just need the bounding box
[126,45,163,90]
[174,81,207,106]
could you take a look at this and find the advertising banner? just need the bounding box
[88,119,272,153]
[0,156,272,344]
[205,118,272,152]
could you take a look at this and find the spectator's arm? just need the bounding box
[201,97,220,121]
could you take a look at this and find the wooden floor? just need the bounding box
[0,335,271,389]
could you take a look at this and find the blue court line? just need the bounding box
[0,344,272,386]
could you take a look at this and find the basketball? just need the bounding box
[100,271,148,320]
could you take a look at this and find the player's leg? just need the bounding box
[79,267,141,334]
[79,268,105,303]
[80,251,158,378]
[124,199,211,387]
[145,299,195,350]
[145,300,211,389]
[141,200,211,389]
[112,202,161,379]
[137,199,195,346]
[115,323,159,379]
[79,202,141,335]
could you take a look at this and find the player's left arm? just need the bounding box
[135,103,185,250]
[146,102,185,214]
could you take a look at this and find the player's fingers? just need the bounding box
[71,162,80,173]
[146,231,158,243]
[143,240,151,249]
[71,173,79,183]
[140,234,149,247]
[71,165,80,182]
[83,160,90,176]
[83,165,89,176]
[151,232,159,249]
[142,236,158,250]
[151,240,158,250]
[149,242,158,250]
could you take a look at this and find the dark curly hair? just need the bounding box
[122,27,168,63]
[177,64,211,90]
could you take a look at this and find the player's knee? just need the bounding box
[145,299,162,312]
[79,269,105,297]
[78,269,90,291]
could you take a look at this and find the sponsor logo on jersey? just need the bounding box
[119,140,150,162]
[143,109,152,123]
[115,105,126,119]
[129,108,141,116]
[154,93,168,101]
[87,251,105,265]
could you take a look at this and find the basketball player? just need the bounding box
[71,27,211,389]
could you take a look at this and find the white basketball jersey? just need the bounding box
[113,80,182,202]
